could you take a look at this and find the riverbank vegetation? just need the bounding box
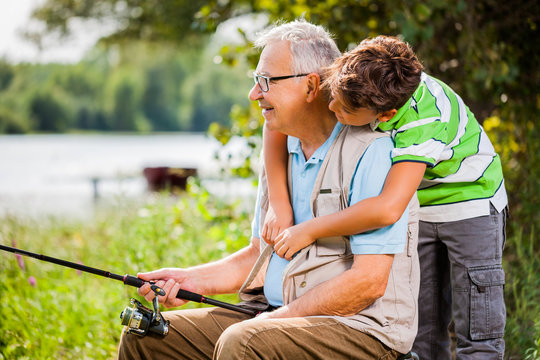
[0,182,538,359]
[0,40,251,134]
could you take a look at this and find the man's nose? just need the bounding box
[248,83,263,101]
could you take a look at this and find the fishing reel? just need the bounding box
[120,283,169,337]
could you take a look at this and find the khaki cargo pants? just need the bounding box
[118,307,401,359]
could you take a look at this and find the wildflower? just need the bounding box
[11,239,26,270]
[28,276,37,287]
[15,254,25,271]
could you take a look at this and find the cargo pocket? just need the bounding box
[468,266,506,340]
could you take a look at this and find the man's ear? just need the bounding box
[377,109,397,122]
[305,73,321,103]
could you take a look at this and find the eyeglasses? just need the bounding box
[253,73,309,92]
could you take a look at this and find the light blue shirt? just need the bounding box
[251,123,408,306]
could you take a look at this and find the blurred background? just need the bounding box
[0,1,538,359]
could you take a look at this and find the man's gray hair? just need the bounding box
[254,19,341,74]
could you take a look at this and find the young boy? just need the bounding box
[262,36,508,359]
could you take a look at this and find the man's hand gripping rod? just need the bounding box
[0,244,260,333]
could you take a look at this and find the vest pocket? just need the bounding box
[291,256,353,299]
[315,190,343,217]
[293,274,309,298]
[314,191,348,256]
[468,266,506,340]
[316,237,347,256]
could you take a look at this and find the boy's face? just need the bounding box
[328,91,397,126]
[328,92,377,126]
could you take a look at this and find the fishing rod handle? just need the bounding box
[123,274,145,288]
[176,288,205,302]
[176,289,259,316]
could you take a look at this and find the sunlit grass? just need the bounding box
[0,182,538,359]
[0,182,252,359]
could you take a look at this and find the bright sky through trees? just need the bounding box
[0,0,113,63]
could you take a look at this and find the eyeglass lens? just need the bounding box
[254,75,269,92]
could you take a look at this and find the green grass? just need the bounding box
[0,182,252,359]
[0,181,538,359]
[504,226,540,359]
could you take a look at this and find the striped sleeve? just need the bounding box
[390,75,452,166]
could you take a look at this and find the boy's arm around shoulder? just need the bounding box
[259,253,394,319]
[302,161,426,239]
[261,126,294,244]
[272,160,425,259]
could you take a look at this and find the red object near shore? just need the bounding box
[143,167,197,192]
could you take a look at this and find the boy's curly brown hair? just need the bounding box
[323,36,424,113]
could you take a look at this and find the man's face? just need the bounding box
[328,91,378,126]
[249,40,307,133]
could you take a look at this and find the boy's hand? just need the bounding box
[273,222,315,260]
[262,202,294,245]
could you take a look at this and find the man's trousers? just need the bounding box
[118,307,401,359]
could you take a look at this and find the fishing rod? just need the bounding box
[0,244,260,336]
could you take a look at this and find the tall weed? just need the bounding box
[504,226,540,359]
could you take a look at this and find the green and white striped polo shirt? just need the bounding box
[374,73,507,222]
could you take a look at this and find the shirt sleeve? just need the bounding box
[390,86,450,166]
[349,137,409,254]
[391,119,448,166]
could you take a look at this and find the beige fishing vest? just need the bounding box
[239,124,420,354]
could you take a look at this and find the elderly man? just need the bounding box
[118,20,419,360]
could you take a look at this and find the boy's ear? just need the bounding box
[377,109,397,122]
[305,73,321,103]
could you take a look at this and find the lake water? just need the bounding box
[0,133,258,219]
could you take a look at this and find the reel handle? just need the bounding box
[123,275,166,296]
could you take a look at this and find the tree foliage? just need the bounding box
[0,42,251,134]
[204,0,538,233]
[0,61,15,91]
[29,90,72,132]
[28,0,540,240]
[27,0,539,229]
[29,0,211,44]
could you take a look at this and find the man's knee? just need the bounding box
[118,330,148,360]
[214,321,255,359]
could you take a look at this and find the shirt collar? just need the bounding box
[287,122,343,163]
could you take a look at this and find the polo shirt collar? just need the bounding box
[287,122,343,163]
